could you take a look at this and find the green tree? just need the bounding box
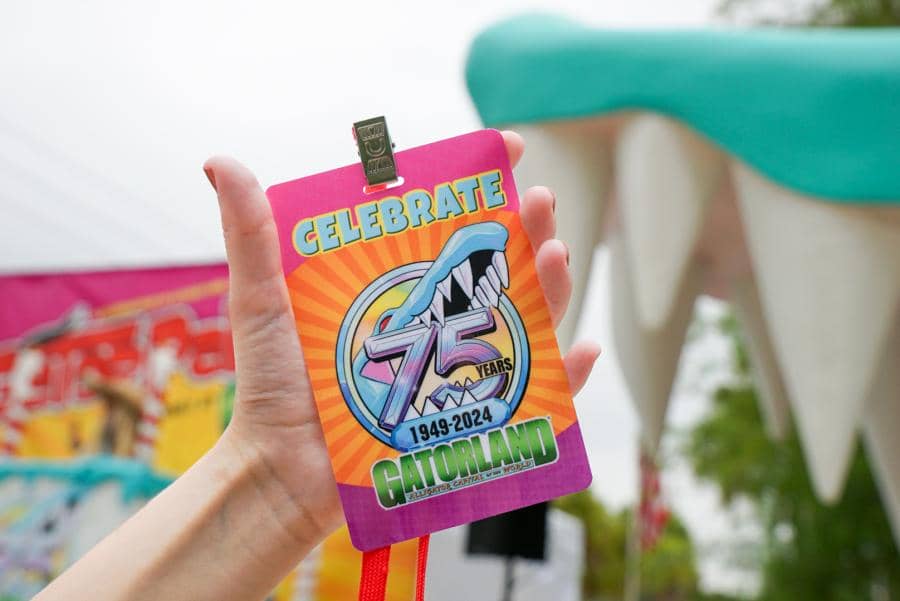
[555,491,702,600]
[684,313,900,600]
[719,0,900,26]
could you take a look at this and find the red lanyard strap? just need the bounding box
[415,534,430,601]
[359,535,430,601]
[359,544,391,601]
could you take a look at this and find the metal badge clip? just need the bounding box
[353,116,399,192]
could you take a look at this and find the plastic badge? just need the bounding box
[267,129,592,550]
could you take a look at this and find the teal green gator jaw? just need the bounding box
[466,14,900,203]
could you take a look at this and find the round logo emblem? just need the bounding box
[335,222,530,451]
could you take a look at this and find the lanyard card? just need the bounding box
[267,128,592,551]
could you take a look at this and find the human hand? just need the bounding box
[202,131,601,544]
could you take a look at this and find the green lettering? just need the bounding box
[400,454,425,493]
[372,459,405,508]
[527,418,559,467]
[470,435,492,472]
[488,429,513,468]
[433,445,458,482]
[505,423,533,462]
[452,440,479,477]
[413,449,437,486]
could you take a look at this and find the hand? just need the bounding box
[202,130,601,543]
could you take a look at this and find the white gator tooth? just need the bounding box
[610,235,698,451]
[731,277,791,440]
[421,398,441,416]
[479,275,499,307]
[452,261,474,299]
[430,295,445,326]
[437,274,453,302]
[470,297,481,310]
[735,162,900,502]
[491,251,509,288]
[475,285,490,309]
[513,121,611,349]
[464,377,474,387]
[486,266,503,295]
[460,389,479,405]
[617,114,723,330]
[418,311,431,327]
[862,321,900,543]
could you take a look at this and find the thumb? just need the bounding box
[203,157,312,421]
[204,156,289,332]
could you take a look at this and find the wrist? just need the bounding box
[215,425,337,549]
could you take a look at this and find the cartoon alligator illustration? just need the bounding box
[351,222,512,431]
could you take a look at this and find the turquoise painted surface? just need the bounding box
[0,456,173,502]
[466,15,900,203]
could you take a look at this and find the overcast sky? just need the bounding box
[0,0,766,593]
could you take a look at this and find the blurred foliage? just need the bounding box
[555,491,702,600]
[718,0,900,25]
[684,312,900,600]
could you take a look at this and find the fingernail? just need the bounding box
[204,166,217,192]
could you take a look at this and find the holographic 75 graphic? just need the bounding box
[337,222,529,451]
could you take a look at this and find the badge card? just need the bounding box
[267,129,592,550]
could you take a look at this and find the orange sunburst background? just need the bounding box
[288,209,577,488]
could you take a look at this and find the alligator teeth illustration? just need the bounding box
[430,295,445,325]
[437,274,454,301]
[422,248,510,324]
[475,286,491,309]
[486,265,503,294]
[491,251,510,288]
[480,275,500,306]
[452,261,474,298]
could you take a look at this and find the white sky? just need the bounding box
[0,0,761,594]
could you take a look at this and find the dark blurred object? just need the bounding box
[466,502,548,560]
[719,0,900,26]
